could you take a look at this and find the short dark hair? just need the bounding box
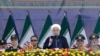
[30,35,38,40]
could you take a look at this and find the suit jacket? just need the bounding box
[43,35,69,49]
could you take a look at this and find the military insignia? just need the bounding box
[92,35,95,38]
[79,36,82,39]
[1,40,4,43]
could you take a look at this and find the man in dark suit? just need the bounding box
[43,24,69,49]
[5,34,21,52]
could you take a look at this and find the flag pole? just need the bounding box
[8,9,12,15]
[64,11,67,16]
[48,10,50,15]
[26,10,30,15]
[79,9,81,15]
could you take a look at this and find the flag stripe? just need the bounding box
[39,15,52,42]
[71,15,83,45]
[19,14,34,47]
[38,14,52,48]
[60,15,71,47]
[20,15,32,39]
[71,14,88,47]
[2,15,18,41]
[60,16,69,35]
[2,15,14,40]
[94,17,100,34]
[94,16,100,44]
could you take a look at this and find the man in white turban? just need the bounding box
[43,24,69,49]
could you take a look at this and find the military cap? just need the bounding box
[89,34,99,40]
[0,40,6,45]
[11,34,18,40]
[75,34,85,40]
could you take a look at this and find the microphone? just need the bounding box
[55,35,59,48]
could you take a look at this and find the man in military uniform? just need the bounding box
[89,34,100,52]
[43,24,69,49]
[0,40,7,49]
[5,34,21,52]
[72,34,88,51]
[0,40,7,52]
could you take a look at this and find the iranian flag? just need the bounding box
[94,13,100,44]
[19,14,34,47]
[60,13,71,47]
[38,14,52,48]
[71,13,88,47]
[2,14,19,43]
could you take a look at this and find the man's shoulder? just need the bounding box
[5,46,12,52]
[59,35,64,37]
[58,35,66,38]
[47,35,65,39]
[48,36,54,38]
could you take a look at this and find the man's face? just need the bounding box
[52,27,60,36]
[11,39,18,46]
[0,45,2,49]
[76,40,84,47]
[91,38,98,43]
[0,44,7,49]
[30,37,38,46]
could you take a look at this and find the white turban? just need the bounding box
[50,24,61,31]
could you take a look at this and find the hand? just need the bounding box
[49,37,53,43]
[23,41,32,50]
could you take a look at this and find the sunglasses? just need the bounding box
[31,40,37,42]
[11,39,18,41]
[77,40,84,42]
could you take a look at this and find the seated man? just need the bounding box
[5,34,21,52]
[0,40,7,52]
[72,34,88,51]
[23,35,40,50]
[43,24,69,49]
[88,34,100,52]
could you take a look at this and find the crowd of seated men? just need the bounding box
[0,24,100,52]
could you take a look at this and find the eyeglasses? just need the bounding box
[31,40,37,42]
[11,39,18,41]
[77,40,84,42]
